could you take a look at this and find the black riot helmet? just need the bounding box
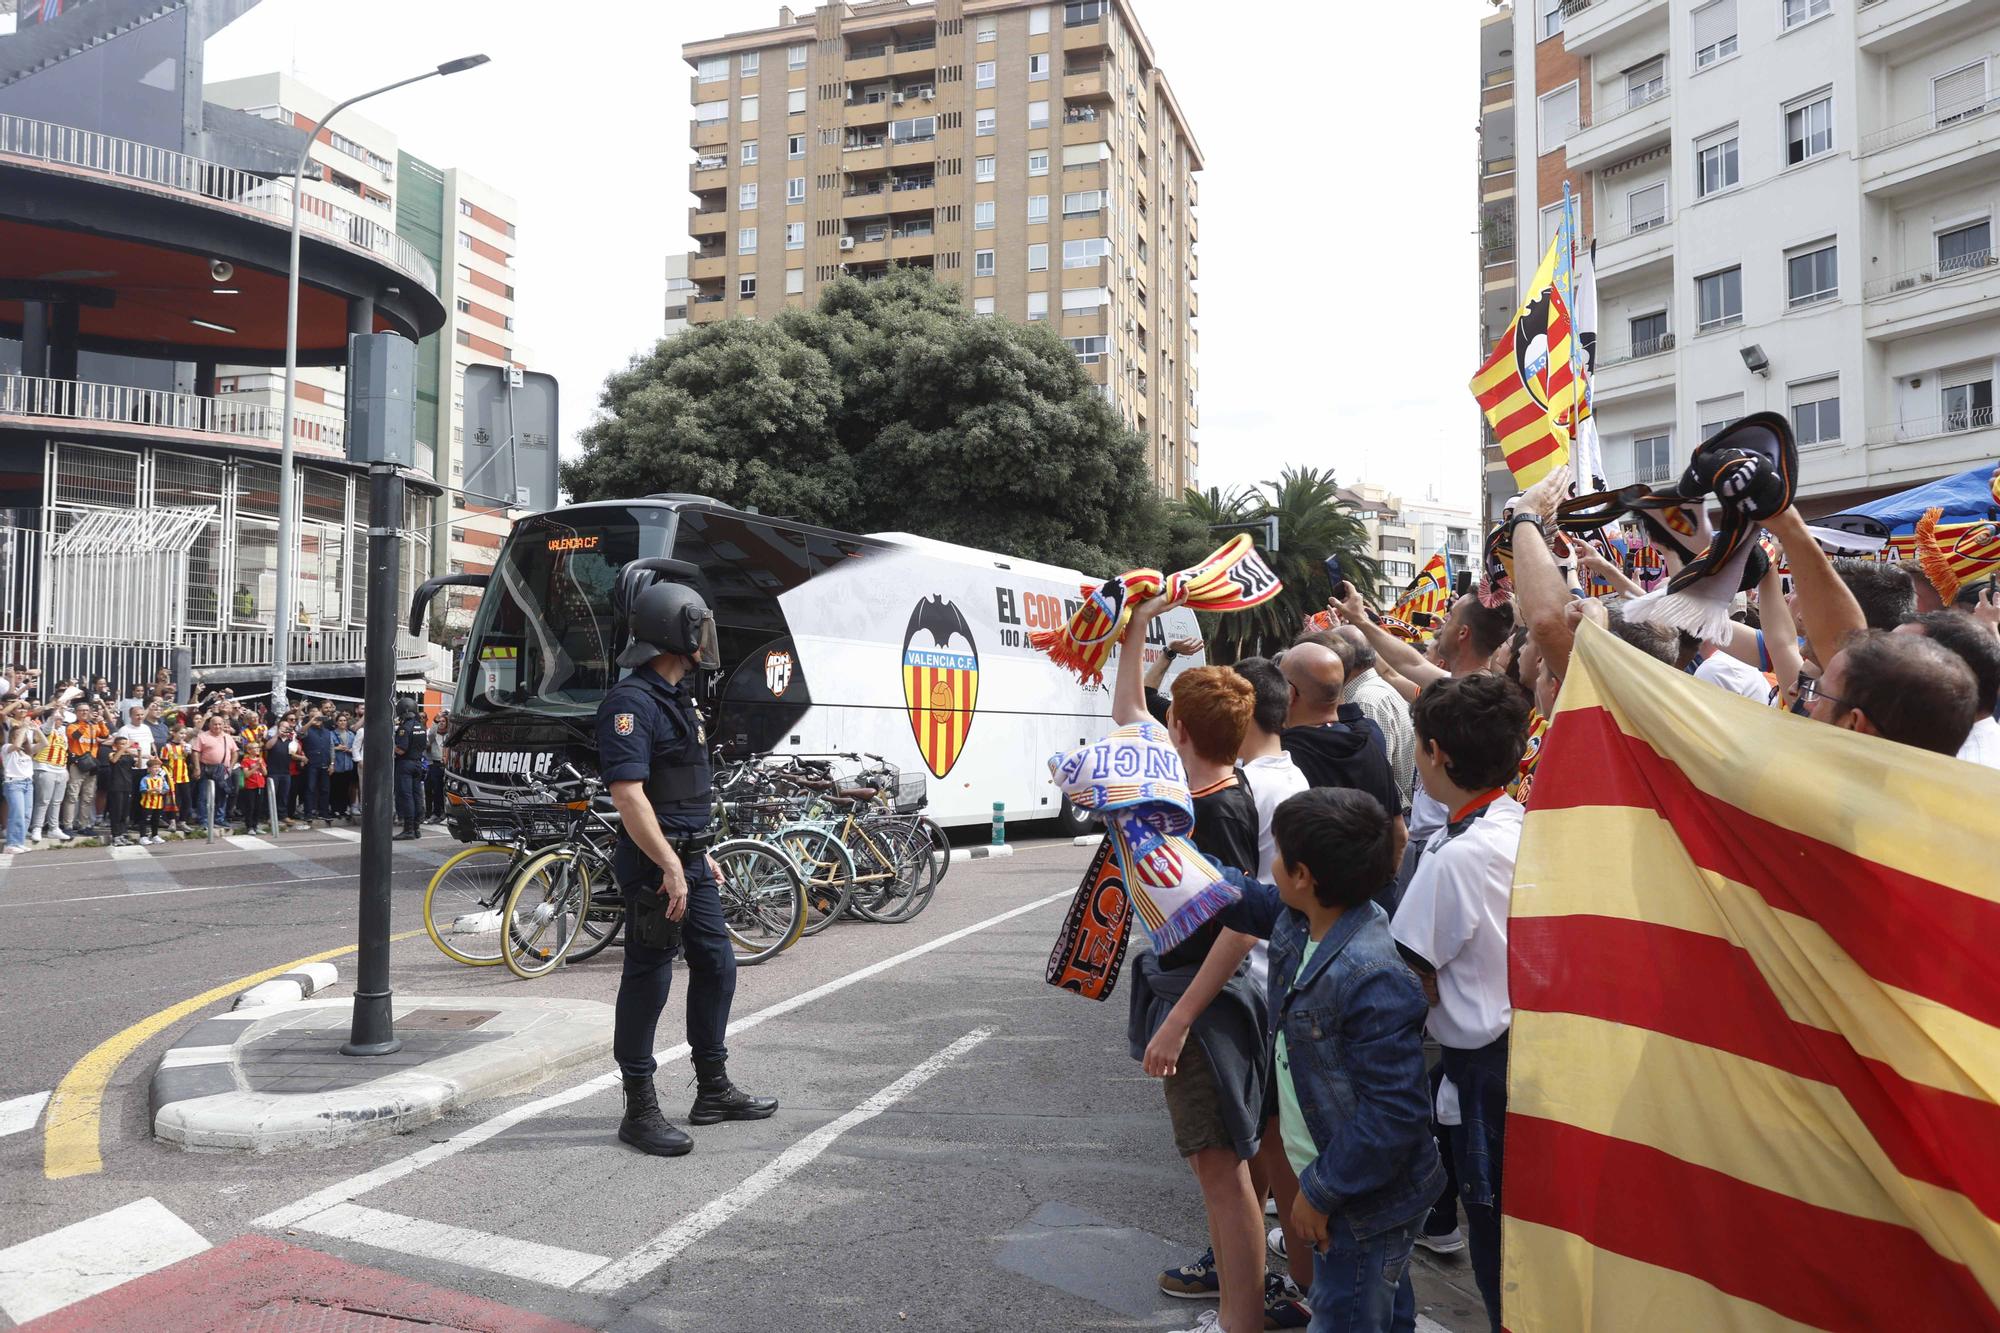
[617,581,721,670]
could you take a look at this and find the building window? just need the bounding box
[1943,367,1995,432]
[1698,393,1745,439]
[890,115,937,142]
[975,249,995,276]
[787,176,806,203]
[1630,309,1669,356]
[974,200,995,230]
[1029,6,1050,35]
[788,43,808,69]
[788,133,805,158]
[977,16,997,41]
[1066,336,1107,363]
[1696,128,1739,197]
[739,226,758,254]
[1934,62,1991,127]
[1062,286,1108,314]
[1784,92,1834,165]
[1785,240,1837,307]
[1028,194,1049,222]
[1030,53,1051,81]
[1788,378,1840,445]
[788,88,807,114]
[1696,266,1742,331]
[1938,218,1993,272]
[1781,0,1830,29]
[458,198,474,216]
[1029,100,1050,129]
[739,274,757,299]
[457,230,473,249]
[976,155,996,181]
[1628,182,1668,232]
[974,296,996,317]
[1626,56,1665,110]
[698,56,728,83]
[1063,236,1109,267]
[1062,189,1104,215]
[1064,0,1105,23]
[740,95,759,121]
[742,140,759,164]
[1692,0,1738,69]
[695,100,727,124]
[1539,201,1566,255]
[740,182,759,208]
[1540,0,1563,39]
[786,268,805,294]
[786,221,805,249]
[1027,291,1049,321]
[976,61,996,88]
[739,51,760,76]
[976,109,997,136]
[1028,242,1049,271]
[1538,82,1578,154]
[1028,150,1049,176]
[456,297,471,314]
[1633,432,1673,484]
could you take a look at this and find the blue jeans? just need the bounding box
[1440,1035,1509,1333]
[304,765,330,819]
[3,778,30,847]
[613,862,736,1078]
[1309,1215,1420,1333]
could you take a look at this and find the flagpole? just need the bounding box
[1565,181,1581,494]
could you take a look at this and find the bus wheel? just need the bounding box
[1055,797,1098,839]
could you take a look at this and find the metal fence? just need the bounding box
[0,374,345,452]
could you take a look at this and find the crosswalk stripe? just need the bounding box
[0,1197,208,1324]
[0,1091,49,1138]
[292,1203,611,1288]
[107,844,148,860]
[323,827,362,842]
[228,835,274,851]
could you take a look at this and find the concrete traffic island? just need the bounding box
[151,994,611,1154]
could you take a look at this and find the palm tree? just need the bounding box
[1170,466,1381,662]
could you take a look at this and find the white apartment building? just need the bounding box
[205,73,523,622]
[1340,483,1478,603]
[1514,0,1998,513]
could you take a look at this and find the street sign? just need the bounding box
[461,364,559,514]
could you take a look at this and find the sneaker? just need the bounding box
[53,829,71,842]
[1267,1225,1287,1261]
[1263,1272,1310,1329]
[1168,1312,1223,1333]
[28,832,40,843]
[1416,1224,1466,1256]
[2,845,25,855]
[1159,1246,1219,1299]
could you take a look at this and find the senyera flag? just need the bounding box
[1505,621,2000,1329]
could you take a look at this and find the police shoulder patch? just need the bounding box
[614,713,635,736]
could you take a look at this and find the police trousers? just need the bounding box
[613,859,736,1079]
[394,760,423,825]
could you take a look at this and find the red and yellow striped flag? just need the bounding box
[1391,548,1451,624]
[1505,621,2000,1329]
[1471,237,1578,489]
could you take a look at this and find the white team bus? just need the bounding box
[421,494,1201,838]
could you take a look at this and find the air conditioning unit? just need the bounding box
[920,89,935,100]
[839,236,857,250]
[1124,265,1136,280]
[893,92,907,104]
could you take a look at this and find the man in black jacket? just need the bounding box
[1277,641,1406,867]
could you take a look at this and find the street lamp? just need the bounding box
[271,54,491,712]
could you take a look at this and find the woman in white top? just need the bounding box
[3,720,36,852]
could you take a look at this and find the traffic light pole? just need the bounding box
[343,458,404,1058]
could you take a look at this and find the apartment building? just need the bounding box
[666,253,695,335]
[679,0,1203,495]
[205,74,523,622]
[1339,483,1478,604]
[1478,6,1521,528]
[1513,0,1999,514]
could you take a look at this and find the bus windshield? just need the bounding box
[457,505,676,717]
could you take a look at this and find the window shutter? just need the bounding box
[1692,0,1736,51]
[1943,362,1991,391]
[1934,63,1989,119]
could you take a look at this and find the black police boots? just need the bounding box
[689,1059,779,1125]
[619,1074,694,1157]
[393,819,419,840]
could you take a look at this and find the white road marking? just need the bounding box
[291,1202,611,1289]
[0,1091,49,1138]
[0,1197,208,1324]
[578,1027,992,1294]
[0,854,11,872]
[156,1044,235,1070]
[1417,1317,1453,1333]
[322,827,362,842]
[228,835,274,851]
[256,888,1072,1231]
[107,844,147,860]
[0,873,362,908]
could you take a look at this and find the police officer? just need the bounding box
[597,581,776,1157]
[391,701,427,840]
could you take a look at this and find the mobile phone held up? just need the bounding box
[1324,554,1348,600]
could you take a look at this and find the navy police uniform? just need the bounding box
[595,666,734,1080]
[392,713,427,836]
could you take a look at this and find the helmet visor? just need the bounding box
[691,612,721,670]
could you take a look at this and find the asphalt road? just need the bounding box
[0,828,1489,1331]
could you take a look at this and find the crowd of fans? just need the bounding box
[1106,465,2000,1333]
[0,667,454,853]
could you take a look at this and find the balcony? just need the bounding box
[1863,251,2000,341]
[844,35,934,82]
[1857,412,2000,490]
[1857,0,1988,55]
[1064,65,1110,101]
[0,374,346,456]
[1558,0,1668,55]
[842,180,935,217]
[690,207,727,237]
[688,294,727,325]
[1062,17,1111,49]
[1595,214,1673,283]
[692,120,728,149]
[1860,93,2000,198]
[1565,81,1671,172]
[691,158,728,192]
[690,253,728,281]
[1063,110,1110,147]
[1591,334,1676,403]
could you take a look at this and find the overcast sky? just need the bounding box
[192,0,1492,512]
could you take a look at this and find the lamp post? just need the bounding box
[271,54,490,712]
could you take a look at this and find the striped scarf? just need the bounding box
[34,727,68,767]
[162,744,191,785]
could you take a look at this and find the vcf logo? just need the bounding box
[901,595,978,779]
[765,649,794,698]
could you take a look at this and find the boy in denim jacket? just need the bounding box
[1210,788,1442,1333]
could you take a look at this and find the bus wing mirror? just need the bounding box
[613,558,704,622]
[409,573,490,638]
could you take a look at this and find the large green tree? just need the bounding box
[563,268,1175,574]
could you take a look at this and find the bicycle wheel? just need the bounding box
[774,823,855,937]
[501,847,595,979]
[711,837,806,964]
[871,820,941,924]
[917,815,952,886]
[844,820,928,923]
[561,848,624,963]
[423,844,524,966]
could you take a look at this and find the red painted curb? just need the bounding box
[17,1233,598,1332]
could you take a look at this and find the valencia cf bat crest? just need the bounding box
[901,595,979,779]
